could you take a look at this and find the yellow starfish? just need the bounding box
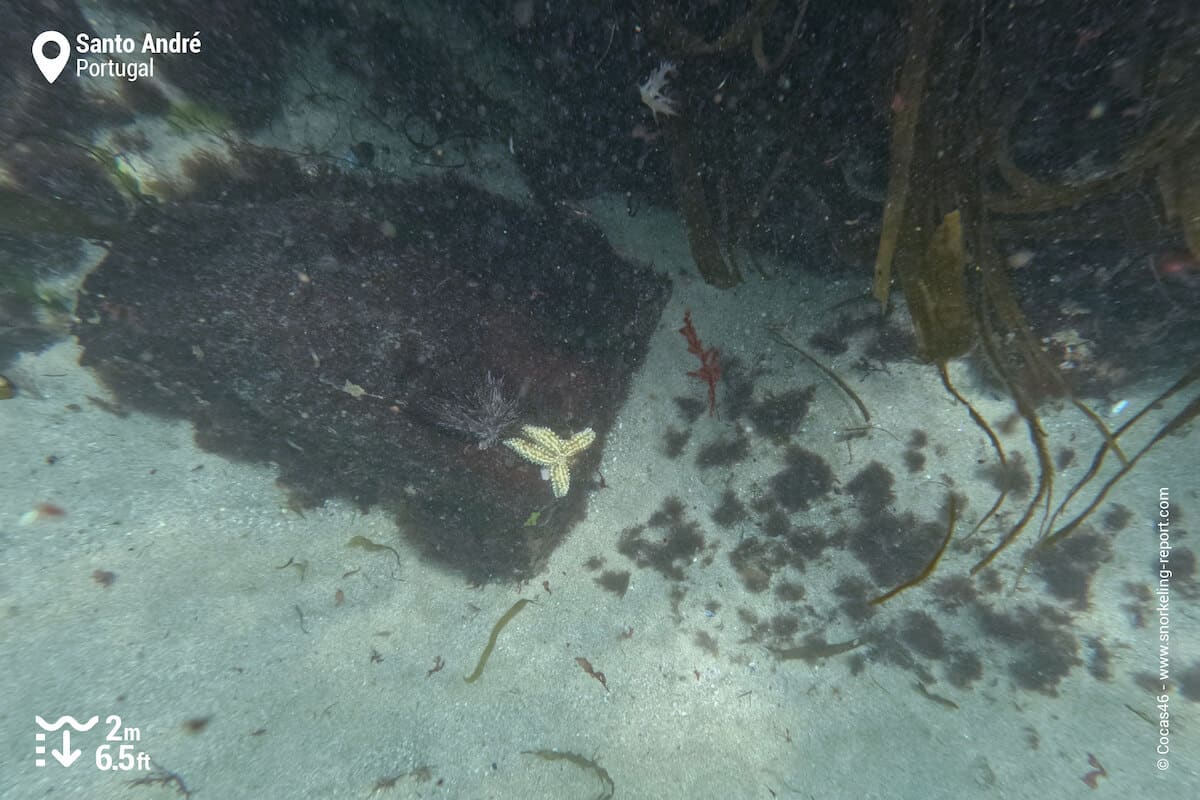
[503,425,596,498]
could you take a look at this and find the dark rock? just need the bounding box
[74,152,669,582]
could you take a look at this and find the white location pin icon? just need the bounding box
[32,31,71,84]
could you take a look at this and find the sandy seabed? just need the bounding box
[2,190,1197,800]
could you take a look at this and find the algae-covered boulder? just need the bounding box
[75,152,669,581]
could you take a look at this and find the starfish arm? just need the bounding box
[520,425,567,456]
[504,437,559,466]
[549,462,572,498]
[562,428,596,457]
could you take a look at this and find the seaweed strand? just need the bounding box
[464,598,532,683]
[872,0,945,310]
[967,293,1054,575]
[522,749,614,800]
[767,328,870,422]
[1041,392,1200,551]
[937,363,1005,538]
[1041,364,1200,542]
[870,494,958,605]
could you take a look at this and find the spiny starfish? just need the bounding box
[503,425,596,498]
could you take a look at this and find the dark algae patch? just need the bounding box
[846,461,896,516]
[978,604,1081,695]
[696,432,752,468]
[768,446,834,511]
[595,570,631,598]
[1031,527,1114,610]
[711,489,748,527]
[617,497,707,581]
[848,511,946,588]
[746,386,815,441]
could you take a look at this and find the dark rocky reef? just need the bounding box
[74,150,669,581]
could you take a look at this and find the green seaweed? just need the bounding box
[769,637,862,663]
[914,681,959,710]
[346,535,402,569]
[871,494,958,605]
[937,364,1007,540]
[464,598,532,683]
[1041,390,1200,551]
[1039,364,1200,547]
[901,210,973,362]
[767,328,870,423]
[864,0,1196,583]
[871,0,944,310]
[522,749,614,800]
[273,556,307,582]
[968,310,1055,576]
